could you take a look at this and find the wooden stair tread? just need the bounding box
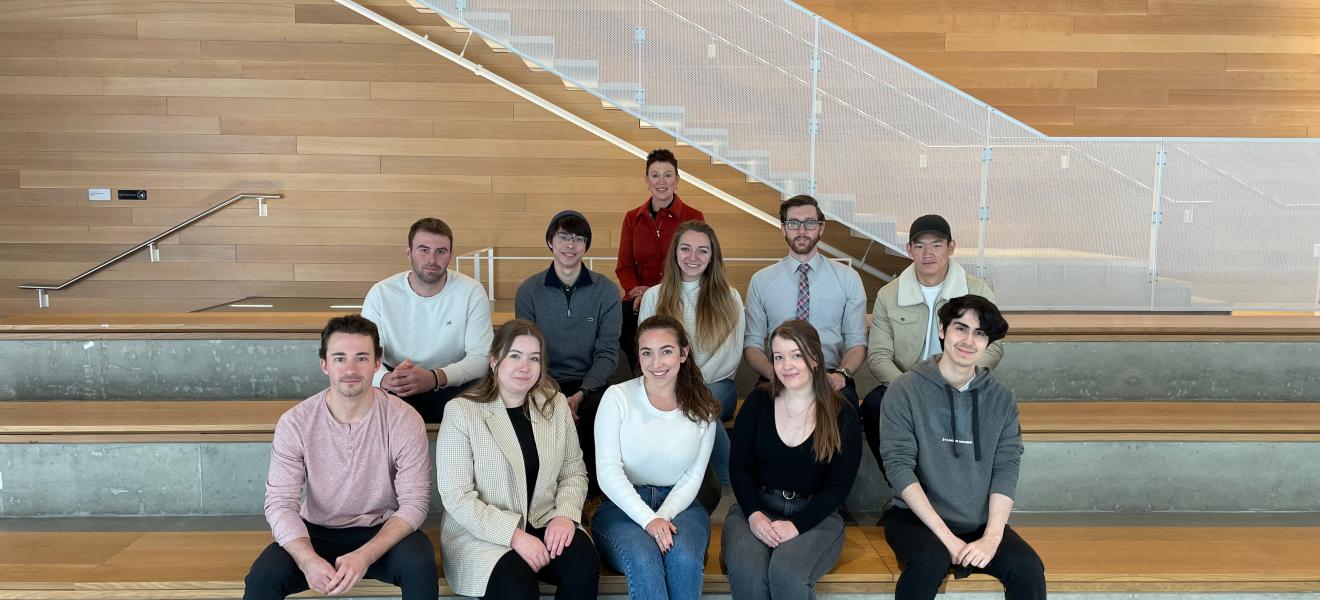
[2,526,1318,595]
[4,401,1318,439]
[3,312,1320,338]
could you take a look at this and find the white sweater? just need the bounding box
[637,280,744,384]
[594,377,716,527]
[361,270,493,388]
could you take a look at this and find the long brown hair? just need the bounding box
[767,319,843,463]
[461,318,560,419]
[637,315,720,424]
[654,220,739,354]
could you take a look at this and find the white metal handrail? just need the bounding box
[18,192,282,308]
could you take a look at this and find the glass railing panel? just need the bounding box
[1158,140,1320,310]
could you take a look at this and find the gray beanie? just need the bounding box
[545,210,592,251]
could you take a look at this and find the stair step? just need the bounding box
[596,81,640,110]
[638,104,685,132]
[463,11,511,52]
[555,58,599,90]
[675,127,730,154]
[508,35,555,71]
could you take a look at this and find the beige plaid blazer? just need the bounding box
[436,391,589,597]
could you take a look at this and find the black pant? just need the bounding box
[385,364,473,423]
[243,521,438,600]
[619,299,640,374]
[484,526,599,600]
[861,383,888,481]
[559,378,607,498]
[883,508,1045,600]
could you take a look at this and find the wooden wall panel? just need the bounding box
[0,0,877,318]
[798,0,1320,138]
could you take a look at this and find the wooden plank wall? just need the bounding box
[800,0,1320,138]
[0,0,799,317]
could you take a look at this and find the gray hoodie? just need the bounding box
[879,356,1023,533]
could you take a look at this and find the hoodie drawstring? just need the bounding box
[944,385,959,458]
[945,385,983,462]
[971,389,982,462]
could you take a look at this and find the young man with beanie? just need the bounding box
[863,214,1002,470]
[880,295,1044,600]
[515,210,622,495]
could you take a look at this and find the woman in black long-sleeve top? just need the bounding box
[721,319,862,600]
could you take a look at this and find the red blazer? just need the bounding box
[615,194,705,291]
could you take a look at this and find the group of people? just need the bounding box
[242,149,1047,600]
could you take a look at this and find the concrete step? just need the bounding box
[3,434,1316,516]
[5,334,1320,402]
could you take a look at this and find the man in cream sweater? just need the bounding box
[362,217,492,422]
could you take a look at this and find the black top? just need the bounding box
[729,392,862,532]
[506,406,540,518]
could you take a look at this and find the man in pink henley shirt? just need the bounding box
[243,315,437,599]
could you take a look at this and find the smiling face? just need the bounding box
[675,229,712,282]
[908,233,955,286]
[646,160,679,208]
[638,326,687,390]
[938,308,989,369]
[406,230,452,285]
[781,204,824,258]
[494,334,542,400]
[549,228,586,271]
[771,334,814,392]
[320,332,380,401]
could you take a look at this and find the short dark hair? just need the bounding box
[319,314,383,360]
[780,194,824,222]
[545,212,592,250]
[937,295,1009,344]
[408,218,453,248]
[646,148,678,173]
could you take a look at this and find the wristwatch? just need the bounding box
[829,367,853,380]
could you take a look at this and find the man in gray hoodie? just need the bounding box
[879,295,1045,600]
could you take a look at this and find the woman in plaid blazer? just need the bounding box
[437,319,599,599]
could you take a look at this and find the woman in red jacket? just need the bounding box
[616,148,705,372]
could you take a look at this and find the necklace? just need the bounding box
[780,399,814,420]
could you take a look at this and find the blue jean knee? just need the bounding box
[592,484,710,600]
[707,378,737,486]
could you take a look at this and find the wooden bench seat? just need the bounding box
[4,401,1319,443]
[4,311,1320,340]
[1,524,1317,598]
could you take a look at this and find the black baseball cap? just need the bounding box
[908,214,952,242]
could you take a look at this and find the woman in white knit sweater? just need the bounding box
[638,220,745,486]
[592,314,721,600]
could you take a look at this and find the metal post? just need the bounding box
[486,248,496,300]
[37,289,48,309]
[1147,144,1168,309]
[807,16,822,196]
[976,107,994,280]
[149,242,160,263]
[473,252,482,288]
[634,0,645,111]
[258,197,268,217]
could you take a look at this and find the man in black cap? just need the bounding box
[514,210,621,495]
[862,214,1003,474]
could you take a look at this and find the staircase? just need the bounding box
[394,0,1320,312]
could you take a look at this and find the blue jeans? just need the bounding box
[592,484,710,600]
[707,378,737,486]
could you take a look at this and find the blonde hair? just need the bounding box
[654,220,739,354]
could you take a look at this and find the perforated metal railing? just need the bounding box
[422,0,1320,311]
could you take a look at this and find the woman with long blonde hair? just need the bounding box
[638,219,744,486]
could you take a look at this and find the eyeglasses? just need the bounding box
[554,232,588,245]
[783,219,822,230]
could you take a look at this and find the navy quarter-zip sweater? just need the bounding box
[879,356,1023,533]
